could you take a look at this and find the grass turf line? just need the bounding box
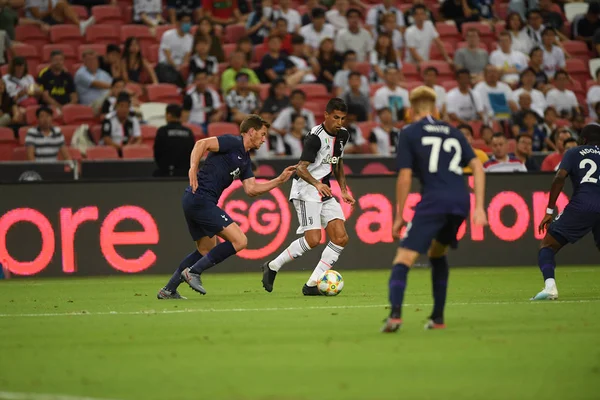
[0,267,599,400]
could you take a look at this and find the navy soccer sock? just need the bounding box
[430,256,449,323]
[165,250,202,292]
[189,241,237,274]
[538,247,556,281]
[389,263,410,319]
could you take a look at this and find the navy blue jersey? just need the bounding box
[558,145,600,213]
[396,116,476,216]
[187,134,254,203]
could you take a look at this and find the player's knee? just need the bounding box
[304,231,321,248]
[332,233,349,247]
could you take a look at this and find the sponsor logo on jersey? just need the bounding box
[322,155,341,165]
[230,167,241,179]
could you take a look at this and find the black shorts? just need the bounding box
[181,191,233,241]
[548,206,600,247]
[42,15,60,25]
[400,212,465,254]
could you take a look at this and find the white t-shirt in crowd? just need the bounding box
[489,49,528,84]
[542,45,566,79]
[299,23,336,50]
[473,80,513,118]
[366,5,405,30]
[510,29,533,54]
[325,9,348,31]
[288,55,317,82]
[587,85,600,118]
[159,29,193,67]
[431,84,446,111]
[334,27,373,62]
[372,85,410,122]
[546,88,578,115]
[512,87,546,117]
[404,21,439,63]
[446,88,483,121]
[133,0,161,22]
[273,8,302,32]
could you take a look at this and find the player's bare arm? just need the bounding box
[392,168,412,239]
[188,137,220,193]
[296,160,333,197]
[333,159,355,205]
[539,169,568,234]
[468,157,488,227]
[242,166,298,197]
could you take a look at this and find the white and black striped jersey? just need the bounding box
[225,89,260,116]
[188,54,219,83]
[101,111,141,146]
[290,124,349,203]
[369,126,401,156]
[24,126,65,162]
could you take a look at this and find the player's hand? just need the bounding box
[188,167,198,193]
[315,183,332,198]
[341,191,355,206]
[392,216,406,240]
[278,165,297,183]
[539,213,553,234]
[472,207,488,227]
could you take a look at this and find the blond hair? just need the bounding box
[409,86,437,115]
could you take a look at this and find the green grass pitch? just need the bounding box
[1,266,599,400]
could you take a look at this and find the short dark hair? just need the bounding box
[377,107,391,115]
[456,68,470,78]
[276,17,288,25]
[36,106,53,118]
[50,50,64,59]
[526,9,542,19]
[116,91,131,104]
[106,44,120,54]
[498,30,511,39]
[346,103,362,116]
[522,110,538,119]
[423,66,439,75]
[581,123,600,145]
[554,69,568,79]
[563,137,578,146]
[516,133,532,143]
[240,114,270,133]
[544,106,558,117]
[457,124,473,136]
[291,34,305,45]
[326,97,347,114]
[529,47,543,57]
[491,132,506,141]
[346,8,362,18]
[312,7,326,19]
[177,12,192,21]
[235,71,250,80]
[342,50,357,62]
[520,67,536,78]
[412,4,427,13]
[166,103,182,119]
[290,89,306,99]
[542,27,556,37]
[348,71,361,80]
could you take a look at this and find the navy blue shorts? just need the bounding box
[401,212,466,254]
[181,191,233,241]
[548,206,600,247]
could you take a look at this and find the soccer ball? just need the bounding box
[317,270,344,296]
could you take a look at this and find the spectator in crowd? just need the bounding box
[183,70,222,133]
[25,0,96,35]
[326,0,349,31]
[189,36,219,85]
[343,104,367,153]
[458,124,489,174]
[101,93,142,151]
[246,0,275,45]
[259,34,300,85]
[366,0,405,34]
[453,28,489,80]
[525,9,545,47]
[0,78,20,126]
[4,57,40,108]
[121,37,159,85]
[283,114,308,157]
[568,114,585,140]
[538,0,563,33]
[25,106,71,162]
[74,49,112,108]
[195,17,225,62]
[447,68,484,124]
[540,106,558,149]
[265,17,293,54]
[490,31,529,85]
[167,0,202,25]
[519,109,546,151]
[133,0,164,31]
[528,47,550,93]
[334,8,373,62]
[440,0,480,31]
[271,89,316,135]
[369,107,400,155]
[595,102,600,124]
[203,0,246,26]
[260,78,289,119]
[333,50,369,97]
[540,28,565,79]
[288,34,319,83]
[301,0,320,26]
[0,0,19,42]
[511,92,545,139]
[541,128,572,171]
[273,0,301,32]
[474,0,495,20]
[575,2,600,49]
[404,5,451,66]
[423,66,447,118]
[376,12,404,51]
[37,50,77,110]
[372,65,410,123]
[236,37,254,64]
[226,72,261,124]
[404,0,434,28]
[156,13,193,87]
[480,125,494,146]
[484,133,528,172]
[586,67,600,119]
[300,8,335,54]
[100,79,127,116]
[154,103,195,177]
[316,37,342,91]
[98,44,123,80]
[546,70,581,119]
[513,68,546,117]
[369,33,402,83]
[221,51,261,94]
[474,65,517,122]
[513,133,539,171]
[342,71,370,121]
[506,12,533,55]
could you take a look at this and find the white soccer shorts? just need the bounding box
[292,198,345,234]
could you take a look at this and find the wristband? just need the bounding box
[546,208,554,215]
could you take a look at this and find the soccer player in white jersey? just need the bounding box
[261,98,356,295]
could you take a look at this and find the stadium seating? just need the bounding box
[91,5,124,25]
[461,22,495,42]
[85,25,121,46]
[146,84,182,104]
[122,145,153,159]
[50,25,85,48]
[140,103,167,127]
[78,44,107,61]
[12,147,27,160]
[435,23,461,42]
[15,25,49,53]
[184,123,205,140]
[120,25,156,48]
[141,125,157,147]
[208,122,239,137]
[42,44,77,65]
[62,105,97,125]
[0,127,17,161]
[86,146,119,160]
[224,25,246,44]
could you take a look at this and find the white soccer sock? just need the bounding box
[269,237,312,272]
[307,242,344,286]
[544,278,556,291]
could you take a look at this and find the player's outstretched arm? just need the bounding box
[333,159,355,205]
[296,160,333,198]
[242,166,297,197]
[392,168,412,239]
[469,157,488,227]
[539,169,568,233]
[188,137,220,192]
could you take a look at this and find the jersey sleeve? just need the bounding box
[217,135,241,153]
[183,94,193,111]
[101,119,112,138]
[240,160,254,181]
[300,134,321,163]
[395,129,413,171]
[557,148,574,174]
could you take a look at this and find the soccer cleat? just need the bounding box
[156,288,187,300]
[531,287,559,301]
[261,261,277,293]
[381,318,403,333]
[180,268,207,295]
[302,284,322,296]
[424,319,446,330]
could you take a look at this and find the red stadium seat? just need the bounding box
[78,44,106,61]
[369,83,384,97]
[155,25,175,42]
[361,162,393,175]
[224,24,246,44]
[141,125,157,146]
[184,123,205,140]
[24,106,63,126]
[86,146,120,160]
[357,121,379,140]
[62,104,97,125]
[12,44,41,67]
[223,43,237,61]
[18,126,31,145]
[122,145,153,159]
[430,41,454,61]
[461,22,494,42]
[125,82,144,100]
[253,44,268,63]
[563,40,589,59]
[401,63,419,80]
[457,41,488,51]
[435,23,461,42]
[58,147,82,161]
[12,147,27,161]
[566,59,589,85]
[92,5,124,25]
[85,25,121,45]
[472,139,491,152]
[208,122,239,137]
[71,5,88,19]
[421,61,453,81]
[354,62,370,77]
[120,25,156,48]
[59,125,78,145]
[0,128,17,161]
[50,25,84,47]
[256,164,276,177]
[441,80,458,92]
[468,121,484,138]
[42,44,77,64]
[297,83,329,99]
[15,25,49,53]
[146,84,182,103]
[146,44,160,64]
